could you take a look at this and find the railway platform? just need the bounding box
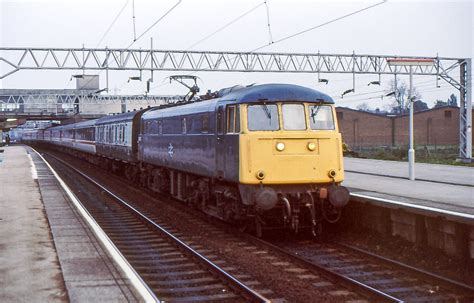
[0,145,139,302]
[343,157,473,215]
[342,157,473,261]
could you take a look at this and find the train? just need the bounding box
[24,83,350,236]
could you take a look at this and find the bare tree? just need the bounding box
[356,102,372,112]
[386,79,421,114]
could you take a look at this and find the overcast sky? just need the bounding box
[1,0,472,110]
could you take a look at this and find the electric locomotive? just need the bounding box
[24,83,349,236]
[138,83,349,236]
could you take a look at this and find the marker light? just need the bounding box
[276,142,285,151]
[307,142,316,151]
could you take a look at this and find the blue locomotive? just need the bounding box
[25,83,350,236]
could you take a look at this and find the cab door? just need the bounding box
[215,105,225,179]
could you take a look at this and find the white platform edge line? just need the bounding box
[31,148,159,303]
[27,153,38,180]
[351,193,474,220]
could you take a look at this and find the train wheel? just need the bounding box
[322,199,342,223]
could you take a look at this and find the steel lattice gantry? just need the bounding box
[0,47,465,77]
[0,93,183,106]
[0,47,471,160]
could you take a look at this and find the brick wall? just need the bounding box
[336,108,393,148]
[336,106,473,149]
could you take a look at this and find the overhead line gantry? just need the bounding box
[0,47,471,160]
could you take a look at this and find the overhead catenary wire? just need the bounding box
[150,1,387,93]
[62,0,130,90]
[125,0,182,49]
[114,0,183,94]
[75,0,182,94]
[187,2,266,50]
[96,0,130,48]
[334,81,454,100]
[152,1,267,91]
[250,0,388,52]
[334,84,456,104]
[264,0,274,45]
[132,0,137,41]
[325,74,454,97]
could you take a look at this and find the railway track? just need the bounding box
[43,152,270,302]
[39,148,385,302]
[265,238,474,302]
[38,148,474,302]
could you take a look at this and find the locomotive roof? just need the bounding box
[142,84,333,120]
[142,98,218,120]
[220,83,334,104]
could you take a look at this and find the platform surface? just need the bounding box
[343,157,474,215]
[0,145,67,302]
[0,145,139,302]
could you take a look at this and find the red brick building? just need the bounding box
[335,106,473,149]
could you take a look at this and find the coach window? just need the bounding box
[158,120,163,135]
[282,104,306,130]
[187,117,194,133]
[182,118,187,134]
[202,115,209,133]
[248,104,279,131]
[309,105,335,130]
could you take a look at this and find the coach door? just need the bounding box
[216,105,225,179]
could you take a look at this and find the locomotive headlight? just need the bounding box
[307,142,316,151]
[276,142,285,151]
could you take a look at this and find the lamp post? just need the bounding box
[408,65,415,180]
[387,58,434,180]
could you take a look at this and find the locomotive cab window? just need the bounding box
[309,105,335,130]
[226,105,240,133]
[282,104,306,130]
[247,104,279,131]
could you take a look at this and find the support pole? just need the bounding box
[106,46,109,93]
[459,59,472,162]
[408,66,415,180]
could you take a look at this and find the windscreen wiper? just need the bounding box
[262,104,271,119]
[311,105,321,123]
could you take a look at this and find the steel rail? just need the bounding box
[246,236,402,303]
[335,241,474,293]
[46,152,270,303]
